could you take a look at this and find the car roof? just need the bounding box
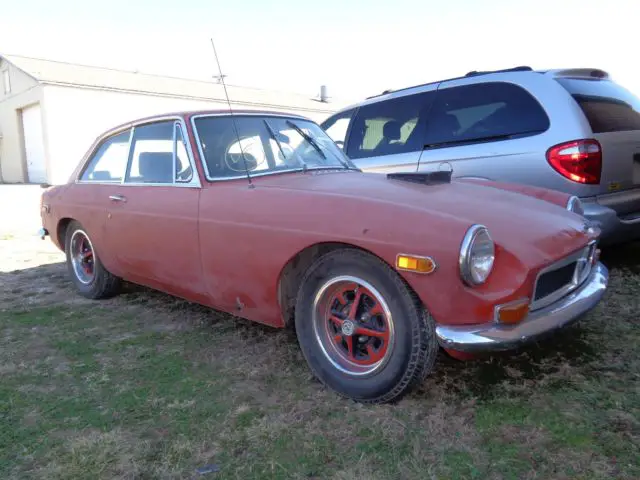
[104,109,313,134]
[327,66,611,118]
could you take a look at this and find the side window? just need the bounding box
[80,129,131,182]
[424,82,550,147]
[126,121,192,184]
[320,108,356,149]
[346,92,435,160]
[174,125,193,182]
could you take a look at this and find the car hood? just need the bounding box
[255,170,596,264]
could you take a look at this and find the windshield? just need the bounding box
[193,114,357,179]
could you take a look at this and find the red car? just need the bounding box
[39,110,608,404]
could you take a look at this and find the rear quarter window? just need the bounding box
[424,82,550,147]
[556,78,640,133]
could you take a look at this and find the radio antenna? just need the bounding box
[210,37,253,188]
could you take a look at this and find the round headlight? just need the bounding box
[459,225,495,286]
[566,196,584,216]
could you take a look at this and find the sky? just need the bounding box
[1,0,639,103]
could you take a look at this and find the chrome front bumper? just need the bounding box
[435,262,609,353]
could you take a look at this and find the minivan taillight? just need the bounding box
[546,139,602,184]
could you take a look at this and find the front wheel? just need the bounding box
[294,249,438,404]
[64,220,121,299]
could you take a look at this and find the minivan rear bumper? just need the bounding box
[583,201,640,246]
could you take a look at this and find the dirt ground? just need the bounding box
[0,185,639,479]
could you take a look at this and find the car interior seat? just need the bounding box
[138,152,175,184]
[374,120,402,154]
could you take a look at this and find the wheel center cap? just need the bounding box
[341,319,355,336]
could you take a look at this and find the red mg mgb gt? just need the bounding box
[39,110,609,404]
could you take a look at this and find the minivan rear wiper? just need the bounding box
[424,130,544,150]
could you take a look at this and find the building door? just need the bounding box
[21,103,47,183]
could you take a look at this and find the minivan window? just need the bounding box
[556,78,640,133]
[346,91,436,159]
[424,82,550,148]
[321,108,356,149]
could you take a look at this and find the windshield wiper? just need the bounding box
[285,120,326,159]
[263,120,307,171]
[285,120,352,170]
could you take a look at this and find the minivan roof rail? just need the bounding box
[465,66,533,77]
[364,66,536,100]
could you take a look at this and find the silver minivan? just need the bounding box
[321,67,640,245]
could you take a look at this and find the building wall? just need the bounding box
[0,59,45,183]
[42,85,336,185]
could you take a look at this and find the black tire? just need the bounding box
[64,220,121,299]
[294,248,438,404]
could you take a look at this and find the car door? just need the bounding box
[69,127,133,275]
[342,88,437,173]
[104,118,208,304]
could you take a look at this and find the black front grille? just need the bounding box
[534,262,576,301]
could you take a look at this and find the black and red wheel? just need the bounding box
[295,249,438,403]
[64,220,121,299]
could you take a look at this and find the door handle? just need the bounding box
[109,194,127,202]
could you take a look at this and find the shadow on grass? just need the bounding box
[600,240,640,272]
[2,244,635,406]
[120,282,605,403]
[416,322,599,402]
[118,281,294,340]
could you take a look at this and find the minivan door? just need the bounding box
[416,81,552,182]
[556,77,640,215]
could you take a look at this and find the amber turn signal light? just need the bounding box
[495,298,530,325]
[396,254,436,274]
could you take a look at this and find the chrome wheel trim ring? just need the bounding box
[70,229,96,285]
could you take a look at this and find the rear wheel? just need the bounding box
[64,221,121,299]
[294,249,438,403]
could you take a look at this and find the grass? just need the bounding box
[0,237,639,479]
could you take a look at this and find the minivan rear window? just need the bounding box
[557,78,640,133]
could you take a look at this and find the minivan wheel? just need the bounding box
[294,249,438,404]
[64,220,121,299]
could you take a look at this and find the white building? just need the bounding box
[0,54,347,185]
